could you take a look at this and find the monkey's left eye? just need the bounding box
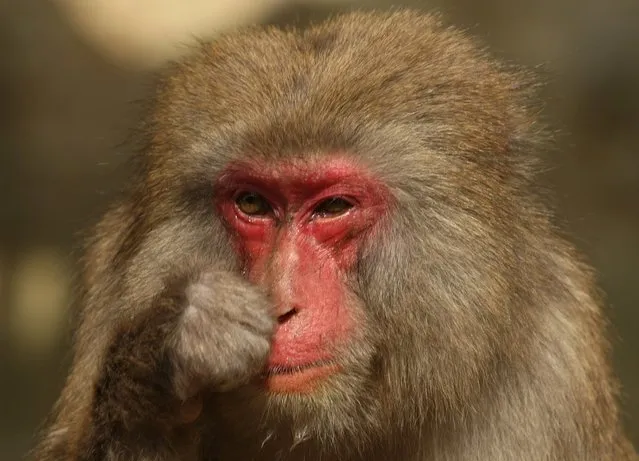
[235,192,272,216]
[313,197,354,218]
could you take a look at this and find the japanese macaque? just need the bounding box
[31,10,637,461]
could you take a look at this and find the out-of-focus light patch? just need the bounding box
[53,0,287,68]
[8,248,70,358]
[53,0,355,69]
[0,250,5,310]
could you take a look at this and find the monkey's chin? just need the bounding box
[263,362,340,394]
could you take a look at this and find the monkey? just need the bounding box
[30,10,637,461]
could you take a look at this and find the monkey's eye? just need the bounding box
[313,197,354,218]
[235,192,272,216]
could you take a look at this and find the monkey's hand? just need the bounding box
[89,270,274,454]
[170,270,275,399]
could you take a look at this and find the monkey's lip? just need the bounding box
[262,360,339,393]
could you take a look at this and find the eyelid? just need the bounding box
[312,196,355,218]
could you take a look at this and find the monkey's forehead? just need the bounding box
[146,10,541,181]
[161,12,532,115]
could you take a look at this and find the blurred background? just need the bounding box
[0,0,637,459]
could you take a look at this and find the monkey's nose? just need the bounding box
[277,307,299,324]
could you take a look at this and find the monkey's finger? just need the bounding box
[176,395,203,425]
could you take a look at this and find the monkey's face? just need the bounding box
[143,11,538,442]
[215,156,391,396]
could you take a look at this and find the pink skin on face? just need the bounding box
[216,157,390,393]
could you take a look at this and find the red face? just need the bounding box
[216,157,390,393]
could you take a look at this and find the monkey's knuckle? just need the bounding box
[184,281,215,309]
[244,312,276,337]
[170,313,270,393]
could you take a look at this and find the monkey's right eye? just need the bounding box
[235,192,272,216]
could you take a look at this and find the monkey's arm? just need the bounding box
[80,296,204,461]
[29,204,186,460]
[30,202,273,461]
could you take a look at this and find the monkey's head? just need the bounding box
[137,10,544,447]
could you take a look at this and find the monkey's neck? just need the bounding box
[207,428,423,461]
[203,398,424,461]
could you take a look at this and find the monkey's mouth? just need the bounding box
[262,360,339,393]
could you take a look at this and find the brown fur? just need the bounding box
[31,10,636,461]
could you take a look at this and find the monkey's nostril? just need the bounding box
[277,307,298,324]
